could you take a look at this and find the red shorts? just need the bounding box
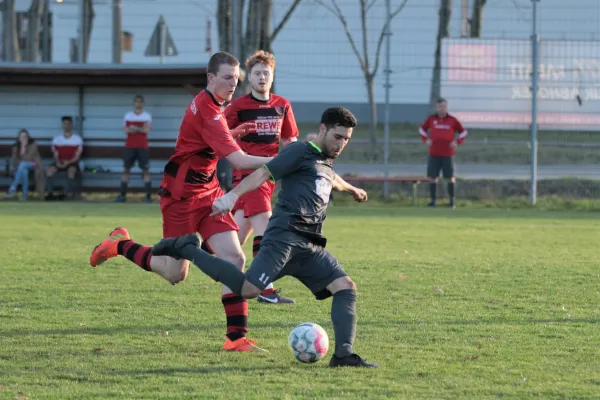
[160,187,238,240]
[231,179,276,218]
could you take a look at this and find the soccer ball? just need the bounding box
[288,322,329,363]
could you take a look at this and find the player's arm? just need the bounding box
[211,166,271,216]
[66,138,83,164]
[454,119,468,146]
[143,115,152,134]
[332,173,368,202]
[419,117,432,145]
[51,138,62,166]
[225,150,273,171]
[280,102,299,147]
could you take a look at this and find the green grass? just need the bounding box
[1,203,600,399]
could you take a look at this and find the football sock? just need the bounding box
[117,240,152,271]
[180,245,245,295]
[331,289,357,357]
[252,235,262,258]
[222,293,248,341]
[252,236,274,296]
[119,181,128,196]
[65,178,74,195]
[448,182,455,202]
[144,181,152,196]
[200,241,214,255]
[429,182,437,203]
[46,175,55,193]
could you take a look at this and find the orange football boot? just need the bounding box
[89,227,130,267]
[222,337,270,353]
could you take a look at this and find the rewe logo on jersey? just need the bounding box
[255,116,281,134]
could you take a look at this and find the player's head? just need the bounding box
[317,107,357,159]
[436,98,448,116]
[246,50,275,95]
[16,128,33,146]
[207,51,240,103]
[61,116,73,134]
[133,94,144,111]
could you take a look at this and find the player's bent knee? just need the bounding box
[241,281,261,299]
[327,276,356,294]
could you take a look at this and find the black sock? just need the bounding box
[200,241,214,255]
[120,181,128,197]
[46,175,55,193]
[429,182,437,203]
[448,182,455,202]
[180,244,245,294]
[331,289,357,358]
[65,178,74,194]
[144,181,151,196]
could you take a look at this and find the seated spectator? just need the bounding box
[45,116,83,201]
[6,129,43,201]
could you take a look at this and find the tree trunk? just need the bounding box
[430,0,452,109]
[2,0,21,62]
[25,0,46,62]
[365,74,378,159]
[217,0,232,52]
[470,0,486,37]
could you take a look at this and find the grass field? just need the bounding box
[1,202,599,399]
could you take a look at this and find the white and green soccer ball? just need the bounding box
[288,322,329,363]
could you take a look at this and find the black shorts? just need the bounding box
[51,162,80,172]
[124,148,150,170]
[245,227,348,300]
[427,155,454,179]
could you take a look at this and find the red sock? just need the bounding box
[252,235,262,258]
[117,240,152,271]
[222,293,248,341]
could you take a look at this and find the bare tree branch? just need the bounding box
[360,0,370,74]
[371,0,408,78]
[314,0,366,72]
[271,0,303,42]
[365,0,377,14]
[312,0,337,16]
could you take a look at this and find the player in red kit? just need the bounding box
[89,52,272,353]
[419,98,467,208]
[221,50,298,305]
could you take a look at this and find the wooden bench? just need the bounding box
[341,176,433,205]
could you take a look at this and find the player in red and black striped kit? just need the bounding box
[89,52,273,353]
[419,98,467,208]
[222,50,298,304]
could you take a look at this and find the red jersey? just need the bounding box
[123,110,152,149]
[224,93,298,178]
[160,90,241,200]
[51,133,83,162]
[419,114,467,157]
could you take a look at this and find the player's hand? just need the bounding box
[210,191,240,217]
[350,187,368,203]
[425,139,432,146]
[450,140,457,148]
[232,122,256,139]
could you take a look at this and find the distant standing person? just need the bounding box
[418,98,467,208]
[115,95,153,203]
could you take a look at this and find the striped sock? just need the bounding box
[117,240,152,271]
[222,293,248,341]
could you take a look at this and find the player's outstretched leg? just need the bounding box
[327,278,378,368]
[90,227,187,284]
[153,234,269,353]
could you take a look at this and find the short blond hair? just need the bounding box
[245,50,276,74]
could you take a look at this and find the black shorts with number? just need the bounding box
[427,155,454,179]
[124,148,150,170]
[245,227,348,300]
